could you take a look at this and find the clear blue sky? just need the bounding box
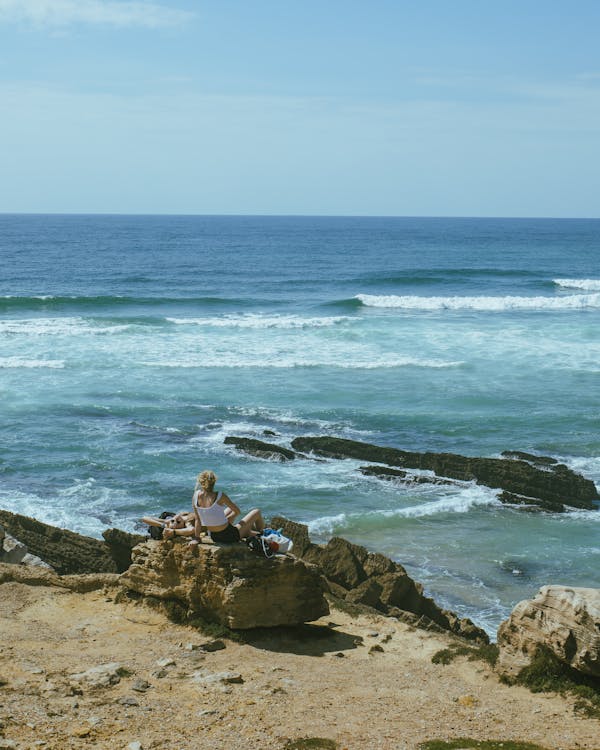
[1,0,599,216]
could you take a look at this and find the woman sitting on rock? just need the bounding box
[193,470,265,543]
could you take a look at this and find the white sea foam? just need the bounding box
[0,357,65,368]
[378,485,501,519]
[554,278,600,291]
[307,485,500,536]
[356,292,600,311]
[0,481,134,538]
[0,317,132,336]
[166,314,350,329]
[140,354,463,369]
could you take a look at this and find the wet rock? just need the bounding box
[359,465,456,486]
[224,436,297,461]
[497,585,600,678]
[119,538,328,629]
[498,491,565,513]
[501,450,558,467]
[291,436,598,510]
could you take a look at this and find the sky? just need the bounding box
[0,0,599,217]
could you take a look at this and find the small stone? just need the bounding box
[185,643,199,651]
[69,662,126,690]
[200,640,226,653]
[131,679,151,693]
[368,645,384,654]
[456,694,479,708]
[127,742,143,750]
[118,697,139,707]
[333,652,345,658]
[151,669,168,679]
[367,631,379,638]
[73,726,92,737]
[155,658,175,668]
[192,671,243,685]
[197,709,219,718]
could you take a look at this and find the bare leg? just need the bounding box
[141,516,165,528]
[235,508,265,539]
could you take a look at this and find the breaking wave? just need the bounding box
[356,292,600,311]
[554,278,600,291]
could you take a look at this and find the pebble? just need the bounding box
[368,645,384,654]
[155,658,175,668]
[127,742,143,750]
[118,697,139,707]
[185,643,199,651]
[367,631,379,638]
[151,669,168,679]
[200,639,226,653]
[193,671,243,685]
[131,679,151,693]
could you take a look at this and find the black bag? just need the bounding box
[148,511,176,540]
[246,534,275,558]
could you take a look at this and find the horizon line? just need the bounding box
[1,212,599,221]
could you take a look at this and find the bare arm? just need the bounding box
[219,493,240,522]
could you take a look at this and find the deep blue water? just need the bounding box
[1,214,599,635]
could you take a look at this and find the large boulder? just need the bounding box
[119,538,329,629]
[289,436,599,511]
[270,516,488,643]
[497,585,600,678]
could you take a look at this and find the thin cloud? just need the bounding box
[0,0,194,28]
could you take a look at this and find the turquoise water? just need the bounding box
[1,214,599,635]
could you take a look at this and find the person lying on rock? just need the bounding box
[192,470,265,544]
[141,511,197,540]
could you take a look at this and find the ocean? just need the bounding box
[1,214,599,636]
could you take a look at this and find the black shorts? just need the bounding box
[210,524,241,544]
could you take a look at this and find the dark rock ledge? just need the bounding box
[224,434,599,512]
[270,515,488,643]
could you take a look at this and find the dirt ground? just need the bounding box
[0,580,598,750]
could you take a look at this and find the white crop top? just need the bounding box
[193,490,229,527]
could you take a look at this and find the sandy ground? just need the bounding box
[0,580,598,750]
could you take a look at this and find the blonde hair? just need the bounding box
[196,470,217,492]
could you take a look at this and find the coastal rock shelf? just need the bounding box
[270,515,488,643]
[225,434,599,512]
[0,510,144,575]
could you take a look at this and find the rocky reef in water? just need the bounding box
[224,434,599,512]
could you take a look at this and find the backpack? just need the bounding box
[246,534,275,558]
[148,511,176,540]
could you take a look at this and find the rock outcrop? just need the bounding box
[0,523,54,569]
[270,516,488,643]
[497,585,600,677]
[0,510,144,575]
[224,436,297,461]
[119,538,329,629]
[289,436,598,511]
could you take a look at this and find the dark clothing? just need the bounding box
[210,524,241,543]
